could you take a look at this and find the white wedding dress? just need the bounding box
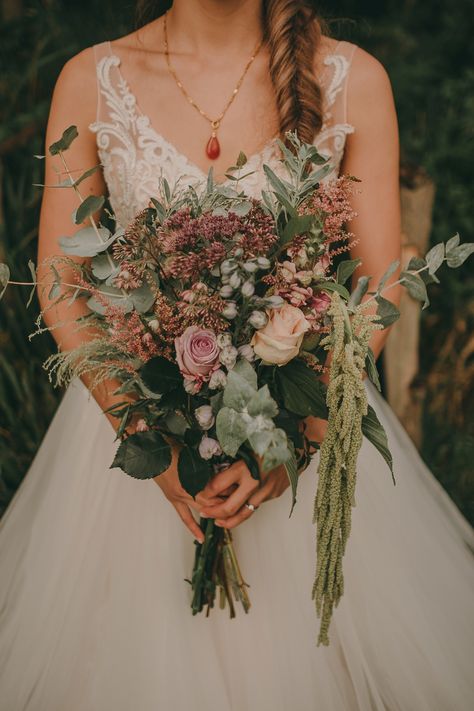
[1,40,473,711]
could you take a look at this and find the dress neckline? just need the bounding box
[103,39,344,186]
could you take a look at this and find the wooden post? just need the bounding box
[383,169,435,446]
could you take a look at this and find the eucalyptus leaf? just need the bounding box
[74,195,105,224]
[233,358,258,389]
[111,430,171,479]
[216,407,248,457]
[247,385,279,418]
[177,447,212,498]
[446,243,474,268]
[73,165,101,187]
[400,271,429,308]
[377,259,400,293]
[348,275,370,308]
[59,227,115,257]
[236,151,248,167]
[222,370,256,410]
[445,233,460,254]
[425,242,445,274]
[86,285,133,314]
[361,405,395,484]
[49,125,78,155]
[336,258,361,286]
[248,429,274,456]
[375,295,400,328]
[130,281,156,313]
[91,253,119,280]
[262,429,290,472]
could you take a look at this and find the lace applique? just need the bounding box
[89,48,355,228]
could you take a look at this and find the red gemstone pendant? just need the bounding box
[206,133,220,160]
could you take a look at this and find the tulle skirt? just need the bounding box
[0,378,473,711]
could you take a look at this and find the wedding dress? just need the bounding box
[0,40,473,711]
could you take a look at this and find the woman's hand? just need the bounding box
[198,458,292,530]
[153,444,224,542]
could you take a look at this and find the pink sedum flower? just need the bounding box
[175,326,220,383]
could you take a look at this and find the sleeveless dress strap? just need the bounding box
[92,41,118,126]
[320,40,358,129]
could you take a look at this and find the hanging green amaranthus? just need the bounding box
[313,291,382,646]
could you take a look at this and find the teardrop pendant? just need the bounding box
[206,133,220,160]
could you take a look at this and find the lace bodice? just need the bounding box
[89,40,357,228]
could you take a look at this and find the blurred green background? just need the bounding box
[0,0,473,520]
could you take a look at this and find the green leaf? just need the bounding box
[248,429,274,457]
[233,358,258,389]
[336,258,361,285]
[26,260,37,307]
[236,151,247,168]
[73,164,101,187]
[445,233,460,254]
[375,295,400,328]
[177,447,212,498]
[49,125,78,155]
[425,242,444,274]
[365,347,381,391]
[284,442,299,517]
[247,385,279,418]
[263,164,293,201]
[348,275,370,308]
[130,281,156,313]
[91,253,119,280]
[141,356,182,394]
[400,271,429,308]
[59,226,116,257]
[86,285,133,314]
[361,405,395,485]
[262,429,290,472]
[446,243,474,268]
[111,430,171,479]
[319,281,350,301]
[74,195,105,224]
[377,259,400,293]
[0,263,10,301]
[281,214,314,247]
[222,370,256,410]
[215,407,248,457]
[276,359,328,418]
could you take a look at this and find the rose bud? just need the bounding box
[199,436,222,460]
[222,302,238,319]
[241,281,255,297]
[148,319,160,333]
[229,272,242,289]
[249,310,268,329]
[217,333,233,349]
[221,259,238,275]
[142,332,154,347]
[243,260,258,273]
[257,256,271,270]
[238,344,255,362]
[219,284,234,298]
[266,294,285,308]
[219,345,238,369]
[195,405,215,430]
[183,379,201,395]
[209,369,227,390]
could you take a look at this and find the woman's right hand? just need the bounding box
[153,445,224,543]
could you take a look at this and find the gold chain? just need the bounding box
[163,10,264,132]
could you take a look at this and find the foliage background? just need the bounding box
[0,0,472,521]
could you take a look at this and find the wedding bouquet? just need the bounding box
[1,128,472,645]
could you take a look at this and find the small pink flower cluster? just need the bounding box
[302,176,358,244]
[105,305,160,362]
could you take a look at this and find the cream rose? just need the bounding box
[250,304,310,366]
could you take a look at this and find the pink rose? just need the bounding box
[175,326,220,382]
[251,304,310,366]
[311,291,331,313]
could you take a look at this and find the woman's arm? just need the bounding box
[37,50,214,541]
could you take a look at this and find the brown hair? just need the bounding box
[136,0,326,144]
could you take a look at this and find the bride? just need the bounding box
[1,1,473,709]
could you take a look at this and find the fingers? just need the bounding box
[214,481,271,530]
[173,502,204,543]
[200,477,258,519]
[201,461,245,498]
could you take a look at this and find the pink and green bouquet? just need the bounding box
[1,129,472,645]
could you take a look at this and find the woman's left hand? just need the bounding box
[198,458,291,530]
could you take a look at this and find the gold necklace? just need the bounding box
[163,10,264,160]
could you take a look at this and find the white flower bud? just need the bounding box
[148,319,160,333]
[209,369,227,390]
[233,247,244,258]
[266,295,285,308]
[243,260,258,273]
[219,345,238,369]
[221,274,230,285]
[249,310,268,329]
[183,379,201,395]
[217,333,233,349]
[229,272,242,289]
[199,436,222,460]
[256,256,271,269]
[238,344,255,362]
[221,259,238,275]
[135,418,149,432]
[222,301,238,319]
[195,405,215,430]
[219,284,234,298]
[241,281,255,297]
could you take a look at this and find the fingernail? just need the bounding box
[215,520,223,527]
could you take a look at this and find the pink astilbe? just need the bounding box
[301,175,358,245]
[105,305,160,362]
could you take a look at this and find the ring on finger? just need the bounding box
[245,502,258,512]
